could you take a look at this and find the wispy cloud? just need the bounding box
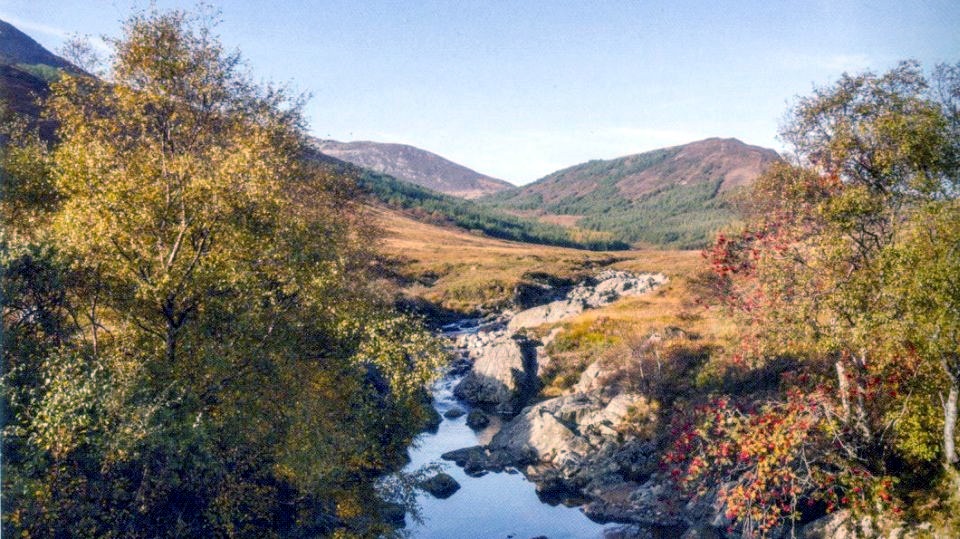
[0,12,111,55]
[0,12,68,39]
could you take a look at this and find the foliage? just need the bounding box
[13,63,62,83]
[666,390,897,537]
[2,9,445,537]
[670,60,960,536]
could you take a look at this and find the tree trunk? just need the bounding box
[836,360,851,422]
[945,382,958,466]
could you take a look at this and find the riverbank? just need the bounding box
[399,270,691,537]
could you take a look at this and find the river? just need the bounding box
[401,321,623,539]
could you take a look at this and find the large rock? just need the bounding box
[490,404,591,465]
[453,335,539,414]
[581,478,685,527]
[465,409,490,430]
[487,391,652,474]
[574,361,604,393]
[443,406,466,419]
[513,281,561,309]
[419,472,461,499]
[507,298,586,331]
[571,271,667,310]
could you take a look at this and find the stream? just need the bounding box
[402,320,621,539]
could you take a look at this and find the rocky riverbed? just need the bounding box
[405,269,913,538]
[434,271,709,535]
[403,270,719,537]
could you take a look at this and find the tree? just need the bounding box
[2,9,444,537]
[677,61,960,536]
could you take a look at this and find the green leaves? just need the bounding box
[692,61,960,535]
[3,8,444,537]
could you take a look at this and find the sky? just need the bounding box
[1,1,958,185]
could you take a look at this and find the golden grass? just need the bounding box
[373,206,703,313]
[536,276,737,396]
[373,205,737,401]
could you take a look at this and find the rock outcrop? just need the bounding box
[465,409,490,430]
[508,271,666,331]
[443,406,465,419]
[453,335,540,414]
[449,271,667,415]
[439,270,689,528]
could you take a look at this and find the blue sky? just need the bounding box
[1,1,958,184]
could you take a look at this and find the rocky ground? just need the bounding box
[439,271,704,532]
[434,270,867,538]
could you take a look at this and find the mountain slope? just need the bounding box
[0,19,81,137]
[0,19,76,70]
[484,138,780,248]
[0,21,615,253]
[304,146,628,250]
[314,139,514,199]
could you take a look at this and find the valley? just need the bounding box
[2,10,958,539]
[376,209,736,536]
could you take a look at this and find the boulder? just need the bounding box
[507,298,584,331]
[505,272,667,331]
[419,472,461,499]
[453,335,539,414]
[581,478,685,527]
[574,361,604,393]
[490,405,590,464]
[465,409,490,430]
[486,392,640,471]
[443,406,466,419]
[441,446,486,467]
[441,446,493,476]
[422,404,442,434]
[513,281,558,309]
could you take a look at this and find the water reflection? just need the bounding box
[404,374,616,538]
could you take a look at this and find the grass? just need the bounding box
[373,204,735,396]
[373,206,638,313]
[536,274,737,397]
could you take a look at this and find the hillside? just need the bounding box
[0,19,80,136]
[314,139,514,199]
[0,20,76,70]
[484,138,780,248]
[312,153,629,251]
[372,205,699,313]
[0,21,615,252]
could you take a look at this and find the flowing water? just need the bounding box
[402,321,620,539]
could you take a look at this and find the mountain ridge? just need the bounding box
[0,19,76,70]
[0,19,775,250]
[314,139,514,199]
[483,137,780,248]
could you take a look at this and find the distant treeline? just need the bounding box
[357,169,631,251]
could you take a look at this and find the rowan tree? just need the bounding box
[677,61,960,536]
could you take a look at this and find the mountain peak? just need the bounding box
[485,138,781,248]
[313,139,514,199]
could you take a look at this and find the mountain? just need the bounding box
[314,139,514,199]
[305,144,628,251]
[0,19,80,136]
[483,138,780,248]
[0,20,768,251]
[0,19,76,70]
